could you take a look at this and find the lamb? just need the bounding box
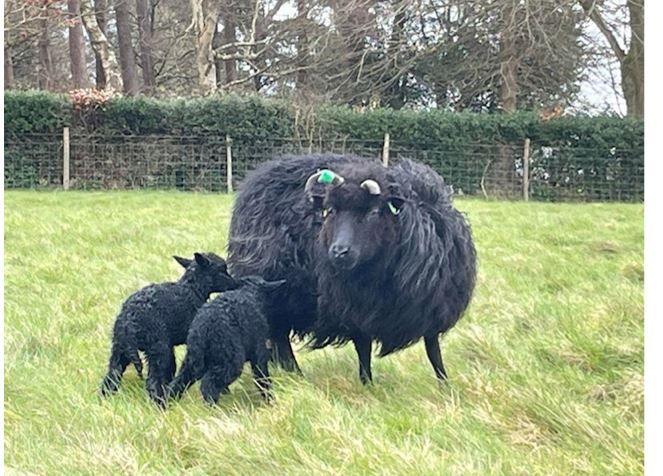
[167,276,285,405]
[228,154,476,384]
[99,253,236,406]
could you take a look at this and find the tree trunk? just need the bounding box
[191,0,221,93]
[93,0,107,89]
[115,0,140,95]
[222,7,237,85]
[80,0,123,91]
[68,0,89,89]
[498,4,518,113]
[488,1,519,197]
[295,0,308,90]
[580,0,644,118]
[386,5,406,109]
[38,3,53,90]
[622,0,644,119]
[136,0,155,92]
[4,45,14,89]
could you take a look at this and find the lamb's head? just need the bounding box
[305,163,406,271]
[174,252,237,293]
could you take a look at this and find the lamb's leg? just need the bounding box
[424,334,447,381]
[352,334,373,384]
[251,347,272,400]
[201,358,243,405]
[145,339,174,407]
[167,362,197,401]
[167,341,205,401]
[100,343,130,397]
[167,348,177,381]
[272,331,302,374]
[200,374,223,405]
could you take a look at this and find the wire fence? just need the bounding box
[4,131,644,202]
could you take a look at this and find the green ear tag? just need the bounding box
[318,169,336,185]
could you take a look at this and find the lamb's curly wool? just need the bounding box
[167,276,284,404]
[228,154,476,384]
[99,253,236,405]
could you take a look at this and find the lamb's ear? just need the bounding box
[194,252,211,268]
[173,256,193,268]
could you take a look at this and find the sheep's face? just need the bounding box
[175,252,237,293]
[308,168,404,272]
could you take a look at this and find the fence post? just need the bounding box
[63,127,70,190]
[382,132,390,167]
[226,135,233,193]
[522,137,530,201]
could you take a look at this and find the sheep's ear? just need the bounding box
[387,196,405,215]
[173,256,193,268]
[194,253,211,268]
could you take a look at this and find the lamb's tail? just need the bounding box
[118,319,143,378]
[99,317,143,397]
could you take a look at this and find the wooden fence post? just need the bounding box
[382,132,390,167]
[523,137,530,201]
[63,127,70,190]
[226,135,233,193]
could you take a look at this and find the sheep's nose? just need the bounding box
[330,244,350,259]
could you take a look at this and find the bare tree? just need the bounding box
[37,0,53,90]
[136,0,155,91]
[5,44,15,88]
[190,0,222,93]
[93,0,108,88]
[115,0,140,95]
[68,0,89,88]
[80,0,123,90]
[581,0,643,118]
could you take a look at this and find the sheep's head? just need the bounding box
[175,252,237,293]
[305,165,405,271]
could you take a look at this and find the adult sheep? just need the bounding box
[227,154,476,383]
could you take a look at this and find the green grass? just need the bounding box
[4,191,643,475]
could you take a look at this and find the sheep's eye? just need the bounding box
[322,208,334,218]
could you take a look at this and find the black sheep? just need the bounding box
[228,154,476,384]
[99,253,236,405]
[167,276,285,404]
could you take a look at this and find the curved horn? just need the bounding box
[305,171,323,194]
[360,179,381,195]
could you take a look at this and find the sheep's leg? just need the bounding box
[167,348,177,381]
[352,334,373,384]
[200,374,223,405]
[167,362,197,401]
[424,334,447,381]
[272,331,302,374]
[100,344,130,397]
[145,340,174,408]
[251,348,272,400]
[201,359,243,405]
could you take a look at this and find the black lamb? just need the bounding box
[99,252,236,405]
[167,276,285,405]
[228,154,476,384]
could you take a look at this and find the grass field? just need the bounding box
[4,191,643,474]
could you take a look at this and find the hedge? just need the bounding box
[4,91,644,201]
[4,90,644,150]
